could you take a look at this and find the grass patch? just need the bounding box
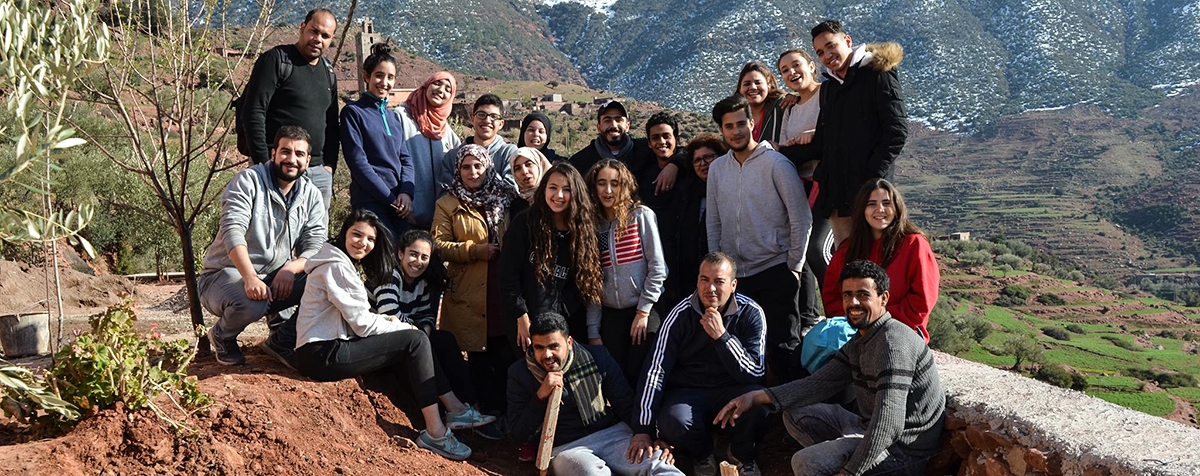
[1044,347,1133,373]
[961,346,1015,367]
[1086,391,1176,416]
[1168,387,1200,402]
[1146,267,1200,273]
[1116,308,1170,317]
[1087,375,1140,389]
[983,307,1031,333]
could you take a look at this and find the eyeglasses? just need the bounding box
[473,111,503,122]
[693,153,718,165]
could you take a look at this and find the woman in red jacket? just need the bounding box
[822,178,939,342]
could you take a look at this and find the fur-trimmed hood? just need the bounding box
[864,42,903,72]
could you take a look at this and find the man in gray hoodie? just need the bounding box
[707,95,812,382]
[199,125,329,366]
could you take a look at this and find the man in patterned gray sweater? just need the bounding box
[715,260,944,476]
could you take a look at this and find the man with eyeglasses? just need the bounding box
[440,93,517,190]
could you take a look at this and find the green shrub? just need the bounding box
[1035,364,1087,390]
[1102,335,1141,352]
[1126,368,1198,388]
[995,253,1025,269]
[1036,293,1068,306]
[1066,324,1087,334]
[1001,335,1045,370]
[929,302,992,355]
[1042,326,1071,341]
[960,250,992,266]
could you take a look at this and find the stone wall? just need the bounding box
[930,353,1200,475]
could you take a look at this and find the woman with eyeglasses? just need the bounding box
[673,133,727,294]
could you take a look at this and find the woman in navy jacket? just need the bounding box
[340,44,415,240]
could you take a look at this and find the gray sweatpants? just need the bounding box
[550,422,684,476]
[198,267,306,342]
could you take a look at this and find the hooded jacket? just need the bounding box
[810,42,907,217]
[586,206,668,339]
[201,162,327,276]
[706,142,812,277]
[295,242,416,348]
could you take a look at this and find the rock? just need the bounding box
[1005,447,1027,475]
[392,435,416,449]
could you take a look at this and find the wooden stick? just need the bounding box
[719,460,739,476]
[536,385,564,476]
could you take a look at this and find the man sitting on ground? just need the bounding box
[507,312,683,475]
[716,260,945,476]
[632,252,768,476]
[199,126,328,367]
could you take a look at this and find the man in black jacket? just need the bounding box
[240,8,340,208]
[808,20,907,248]
[507,312,682,475]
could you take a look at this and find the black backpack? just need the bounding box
[230,46,337,160]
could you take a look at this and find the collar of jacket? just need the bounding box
[361,92,393,136]
[689,291,742,318]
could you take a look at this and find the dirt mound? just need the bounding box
[0,260,136,316]
[0,346,803,475]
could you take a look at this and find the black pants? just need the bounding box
[296,330,449,408]
[800,214,833,325]
[657,385,767,462]
[467,335,518,415]
[737,263,801,382]
[429,330,476,405]
[599,306,661,387]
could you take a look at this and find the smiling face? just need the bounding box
[523,119,547,148]
[544,171,572,216]
[459,155,487,190]
[697,259,737,310]
[344,221,377,261]
[365,61,396,99]
[778,52,817,92]
[597,111,630,148]
[426,78,454,107]
[841,276,889,330]
[813,31,855,77]
[399,239,431,282]
[513,155,541,192]
[691,146,717,181]
[719,108,754,153]
[530,331,572,372]
[471,104,502,142]
[648,123,677,160]
[738,70,770,107]
[296,11,336,63]
[864,187,896,239]
[270,137,311,184]
[593,166,621,212]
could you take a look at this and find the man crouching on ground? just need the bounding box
[507,312,683,475]
[716,260,944,476]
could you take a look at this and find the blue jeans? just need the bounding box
[551,422,685,476]
[784,403,931,476]
[306,164,334,212]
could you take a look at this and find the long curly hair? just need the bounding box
[585,159,640,240]
[528,162,603,304]
[845,178,924,268]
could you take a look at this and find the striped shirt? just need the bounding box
[368,269,440,330]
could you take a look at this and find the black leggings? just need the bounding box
[297,329,450,408]
[467,335,518,415]
[429,330,476,405]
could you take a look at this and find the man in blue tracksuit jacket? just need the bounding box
[631,252,768,475]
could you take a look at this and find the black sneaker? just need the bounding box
[207,327,245,365]
[258,338,297,371]
[472,422,504,441]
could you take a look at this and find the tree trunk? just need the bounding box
[178,225,208,354]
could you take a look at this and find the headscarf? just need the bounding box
[512,147,552,201]
[404,71,456,140]
[446,144,518,236]
[517,112,554,150]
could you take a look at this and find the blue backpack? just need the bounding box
[800,316,857,374]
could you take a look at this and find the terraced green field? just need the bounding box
[1086,391,1176,416]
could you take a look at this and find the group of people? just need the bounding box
[198,7,947,476]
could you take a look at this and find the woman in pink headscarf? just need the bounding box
[395,71,462,230]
